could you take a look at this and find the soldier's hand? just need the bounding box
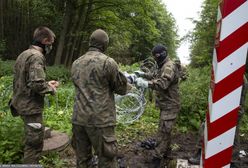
[48,80,60,88]
[134,71,145,77]
[123,72,137,84]
[48,80,59,94]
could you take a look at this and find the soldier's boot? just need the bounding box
[91,155,98,168]
[188,148,201,165]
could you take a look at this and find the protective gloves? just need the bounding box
[135,77,148,88]
[134,70,145,77]
[123,72,137,84]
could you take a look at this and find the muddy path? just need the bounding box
[59,132,248,168]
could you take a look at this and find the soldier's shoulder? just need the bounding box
[16,49,43,63]
[27,49,44,62]
[163,59,175,68]
[105,56,118,68]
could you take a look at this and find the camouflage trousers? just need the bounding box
[21,113,44,164]
[72,124,118,168]
[154,108,179,159]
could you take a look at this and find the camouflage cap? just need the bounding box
[89,29,109,52]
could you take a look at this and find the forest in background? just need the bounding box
[0,0,178,66]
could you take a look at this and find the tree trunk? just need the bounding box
[54,0,71,65]
[67,0,93,67]
[64,0,87,67]
[0,0,4,40]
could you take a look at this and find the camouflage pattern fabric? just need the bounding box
[179,65,188,81]
[154,109,179,159]
[10,47,54,164]
[21,113,44,164]
[71,49,127,127]
[145,57,180,111]
[142,57,180,161]
[71,29,127,168]
[10,47,54,115]
[72,124,118,168]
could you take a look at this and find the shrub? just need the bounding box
[46,65,70,83]
[0,60,70,83]
[0,59,15,77]
[177,66,211,131]
[0,113,24,163]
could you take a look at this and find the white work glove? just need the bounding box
[135,77,148,88]
[123,72,137,84]
[134,70,145,77]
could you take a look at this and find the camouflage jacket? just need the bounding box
[71,48,127,127]
[144,58,180,110]
[10,47,54,115]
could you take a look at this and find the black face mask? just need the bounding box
[154,51,167,67]
[31,41,52,55]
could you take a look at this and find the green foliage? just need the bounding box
[44,84,74,135]
[0,60,70,83]
[46,65,70,83]
[1,0,178,65]
[0,75,24,163]
[1,62,248,166]
[116,101,159,146]
[0,40,6,58]
[0,76,13,111]
[0,59,15,77]
[40,152,66,168]
[177,66,211,131]
[189,0,219,67]
[119,63,140,73]
[0,113,24,163]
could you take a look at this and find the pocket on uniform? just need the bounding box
[8,99,19,117]
[102,135,117,159]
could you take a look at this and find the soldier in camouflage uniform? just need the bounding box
[174,58,188,81]
[135,44,180,167]
[71,29,128,168]
[9,26,59,164]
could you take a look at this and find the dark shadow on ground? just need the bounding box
[60,132,248,168]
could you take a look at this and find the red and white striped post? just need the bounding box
[202,0,248,167]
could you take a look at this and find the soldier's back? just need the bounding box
[71,50,119,127]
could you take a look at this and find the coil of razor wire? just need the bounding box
[115,87,146,124]
[2,81,146,124]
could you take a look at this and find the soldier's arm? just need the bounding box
[27,55,54,96]
[143,72,156,80]
[148,64,175,91]
[106,58,127,95]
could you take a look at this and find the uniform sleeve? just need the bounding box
[143,72,156,80]
[106,58,127,95]
[149,63,176,91]
[27,55,54,95]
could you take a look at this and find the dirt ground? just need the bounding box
[59,132,248,168]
